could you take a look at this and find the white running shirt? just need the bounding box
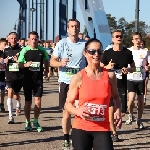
[127,47,150,81]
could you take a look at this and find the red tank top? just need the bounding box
[72,68,111,131]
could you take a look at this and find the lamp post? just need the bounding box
[135,0,140,32]
[31,2,45,40]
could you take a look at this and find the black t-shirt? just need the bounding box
[2,44,23,81]
[22,49,45,82]
[101,47,134,88]
[0,50,5,82]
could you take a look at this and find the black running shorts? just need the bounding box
[127,80,145,95]
[59,82,69,109]
[6,79,22,93]
[23,80,43,101]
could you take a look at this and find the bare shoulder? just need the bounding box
[70,71,82,87]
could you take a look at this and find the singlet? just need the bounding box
[72,69,111,131]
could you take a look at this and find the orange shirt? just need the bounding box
[72,69,111,131]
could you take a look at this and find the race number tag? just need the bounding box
[65,66,80,77]
[9,63,19,71]
[127,67,143,81]
[29,62,40,71]
[84,102,107,122]
[115,69,122,79]
[0,64,6,71]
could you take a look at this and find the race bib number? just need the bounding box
[127,67,143,81]
[29,62,40,71]
[84,102,107,122]
[65,66,80,77]
[0,64,6,71]
[114,69,122,79]
[9,63,19,71]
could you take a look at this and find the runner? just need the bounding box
[126,32,150,129]
[65,38,122,150]
[2,32,23,123]
[101,30,135,140]
[18,31,49,132]
[50,19,86,149]
[44,40,53,82]
[0,38,7,112]
[140,40,149,105]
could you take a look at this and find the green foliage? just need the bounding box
[106,14,150,48]
[83,25,88,36]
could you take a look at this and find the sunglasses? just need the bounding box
[115,35,123,38]
[86,49,103,55]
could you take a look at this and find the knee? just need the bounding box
[35,97,41,106]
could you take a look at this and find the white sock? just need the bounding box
[7,98,13,117]
[144,95,146,98]
[16,98,21,108]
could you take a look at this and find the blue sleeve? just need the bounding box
[53,42,62,58]
[80,55,87,70]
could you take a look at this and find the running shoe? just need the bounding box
[0,103,5,112]
[144,98,146,106]
[33,121,43,132]
[62,140,71,150]
[136,119,145,129]
[112,133,119,142]
[125,114,133,125]
[25,122,32,131]
[8,116,14,124]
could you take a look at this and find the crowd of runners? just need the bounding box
[0,18,150,150]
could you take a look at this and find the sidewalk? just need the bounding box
[0,78,150,150]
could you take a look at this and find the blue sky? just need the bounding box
[0,0,150,39]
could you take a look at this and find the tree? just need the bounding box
[106,14,150,48]
[106,14,117,32]
[83,25,88,36]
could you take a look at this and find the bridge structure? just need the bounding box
[16,0,111,48]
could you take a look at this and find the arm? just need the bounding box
[127,51,136,73]
[65,73,81,115]
[50,42,62,67]
[50,55,62,67]
[18,48,29,68]
[43,48,50,71]
[44,60,49,71]
[108,72,121,113]
[127,62,136,73]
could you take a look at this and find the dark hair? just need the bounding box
[28,31,39,38]
[85,38,103,50]
[67,19,80,28]
[85,35,90,39]
[141,39,146,47]
[132,32,142,39]
[112,29,123,37]
[0,38,7,43]
[20,38,25,41]
[45,40,50,43]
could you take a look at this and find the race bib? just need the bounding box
[9,63,19,71]
[65,66,80,77]
[0,64,6,71]
[114,69,122,79]
[29,62,40,71]
[127,67,143,81]
[84,102,107,122]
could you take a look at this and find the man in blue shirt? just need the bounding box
[50,19,86,149]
